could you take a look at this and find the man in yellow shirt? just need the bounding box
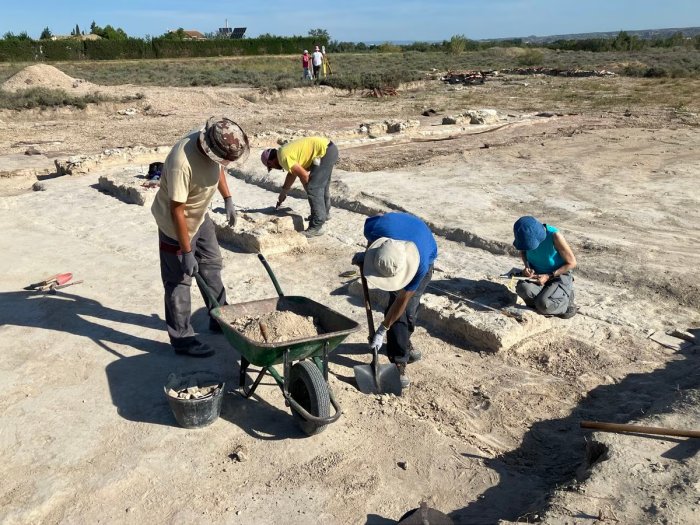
[152,117,249,357]
[260,136,338,237]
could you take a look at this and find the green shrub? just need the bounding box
[448,35,468,55]
[644,66,668,78]
[377,42,401,53]
[0,87,112,109]
[517,48,544,66]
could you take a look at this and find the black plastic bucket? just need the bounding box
[164,372,225,429]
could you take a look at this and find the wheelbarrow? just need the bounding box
[194,254,360,436]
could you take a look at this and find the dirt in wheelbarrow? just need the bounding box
[226,310,323,343]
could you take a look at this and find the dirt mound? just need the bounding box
[227,310,321,343]
[2,64,96,93]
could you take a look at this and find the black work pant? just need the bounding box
[385,265,433,364]
[307,142,338,228]
[158,214,226,347]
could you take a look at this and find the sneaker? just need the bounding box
[173,339,215,358]
[558,304,578,319]
[408,349,422,364]
[396,362,410,388]
[558,290,577,319]
[303,224,326,238]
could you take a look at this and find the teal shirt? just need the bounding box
[526,225,565,274]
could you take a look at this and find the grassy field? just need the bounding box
[2,47,699,86]
[1,48,699,112]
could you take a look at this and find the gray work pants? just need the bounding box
[307,142,338,228]
[516,272,574,316]
[158,214,226,347]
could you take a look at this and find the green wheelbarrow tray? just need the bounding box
[211,296,359,369]
[194,254,360,435]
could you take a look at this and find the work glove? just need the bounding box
[370,323,388,352]
[351,251,365,267]
[224,196,237,228]
[276,191,287,209]
[179,250,198,277]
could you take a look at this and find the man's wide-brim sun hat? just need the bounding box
[364,237,420,291]
[513,215,546,251]
[199,117,250,166]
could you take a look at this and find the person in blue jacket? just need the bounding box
[513,216,578,319]
[352,212,438,388]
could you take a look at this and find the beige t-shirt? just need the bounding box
[151,131,221,241]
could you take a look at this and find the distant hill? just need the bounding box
[516,27,700,44]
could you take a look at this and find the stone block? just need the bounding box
[56,145,170,176]
[211,212,308,256]
[364,121,389,136]
[441,115,468,125]
[386,119,420,133]
[347,279,552,352]
[97,167,158,206]
[465,109,500,125]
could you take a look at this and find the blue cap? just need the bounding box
[513,216,546,251]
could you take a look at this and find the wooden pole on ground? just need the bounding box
[581,420,700,439]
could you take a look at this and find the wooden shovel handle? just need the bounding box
[581,420,700,439]
[359,264,375,339]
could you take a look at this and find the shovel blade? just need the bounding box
[353,363,402,396]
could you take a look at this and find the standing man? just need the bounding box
[512,215,578,319]
[260,136,338,237]
[302,50,313,80]
[312,46,323,79]
[352,212,438,388]
[151,117,249,357]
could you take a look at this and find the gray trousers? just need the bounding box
[516,273,574,316]
[158,214,226,347]
[307,142,338,228]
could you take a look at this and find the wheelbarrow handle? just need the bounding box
[193,272,222,309]
[257,254,285,297]
[284,387,343,426]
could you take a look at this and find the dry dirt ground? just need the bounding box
[1,65,699,525]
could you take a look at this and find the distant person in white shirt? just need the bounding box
[312,46,323,79]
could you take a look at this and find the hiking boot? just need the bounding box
[173,339,215,358]
[396,362,410,389]
[303,224,326,238]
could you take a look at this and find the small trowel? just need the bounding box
[353,265,402,396]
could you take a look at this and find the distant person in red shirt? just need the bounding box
[302,50,312,80]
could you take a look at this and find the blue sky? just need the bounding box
[2,1,699,41]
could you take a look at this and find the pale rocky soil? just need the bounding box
[1,65,699,525]
[228,311,320,344]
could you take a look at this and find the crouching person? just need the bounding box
[260,136,338,238]
[512,216,578,319]
[151,117,249,356]
[353,212,438,388]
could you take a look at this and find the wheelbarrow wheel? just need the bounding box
[289,360,330,436]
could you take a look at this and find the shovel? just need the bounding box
[353,264,402,396]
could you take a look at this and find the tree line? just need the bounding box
[1,26,699,62]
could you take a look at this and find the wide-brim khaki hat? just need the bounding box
[364,237,420,291]
[199,116,250,166]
